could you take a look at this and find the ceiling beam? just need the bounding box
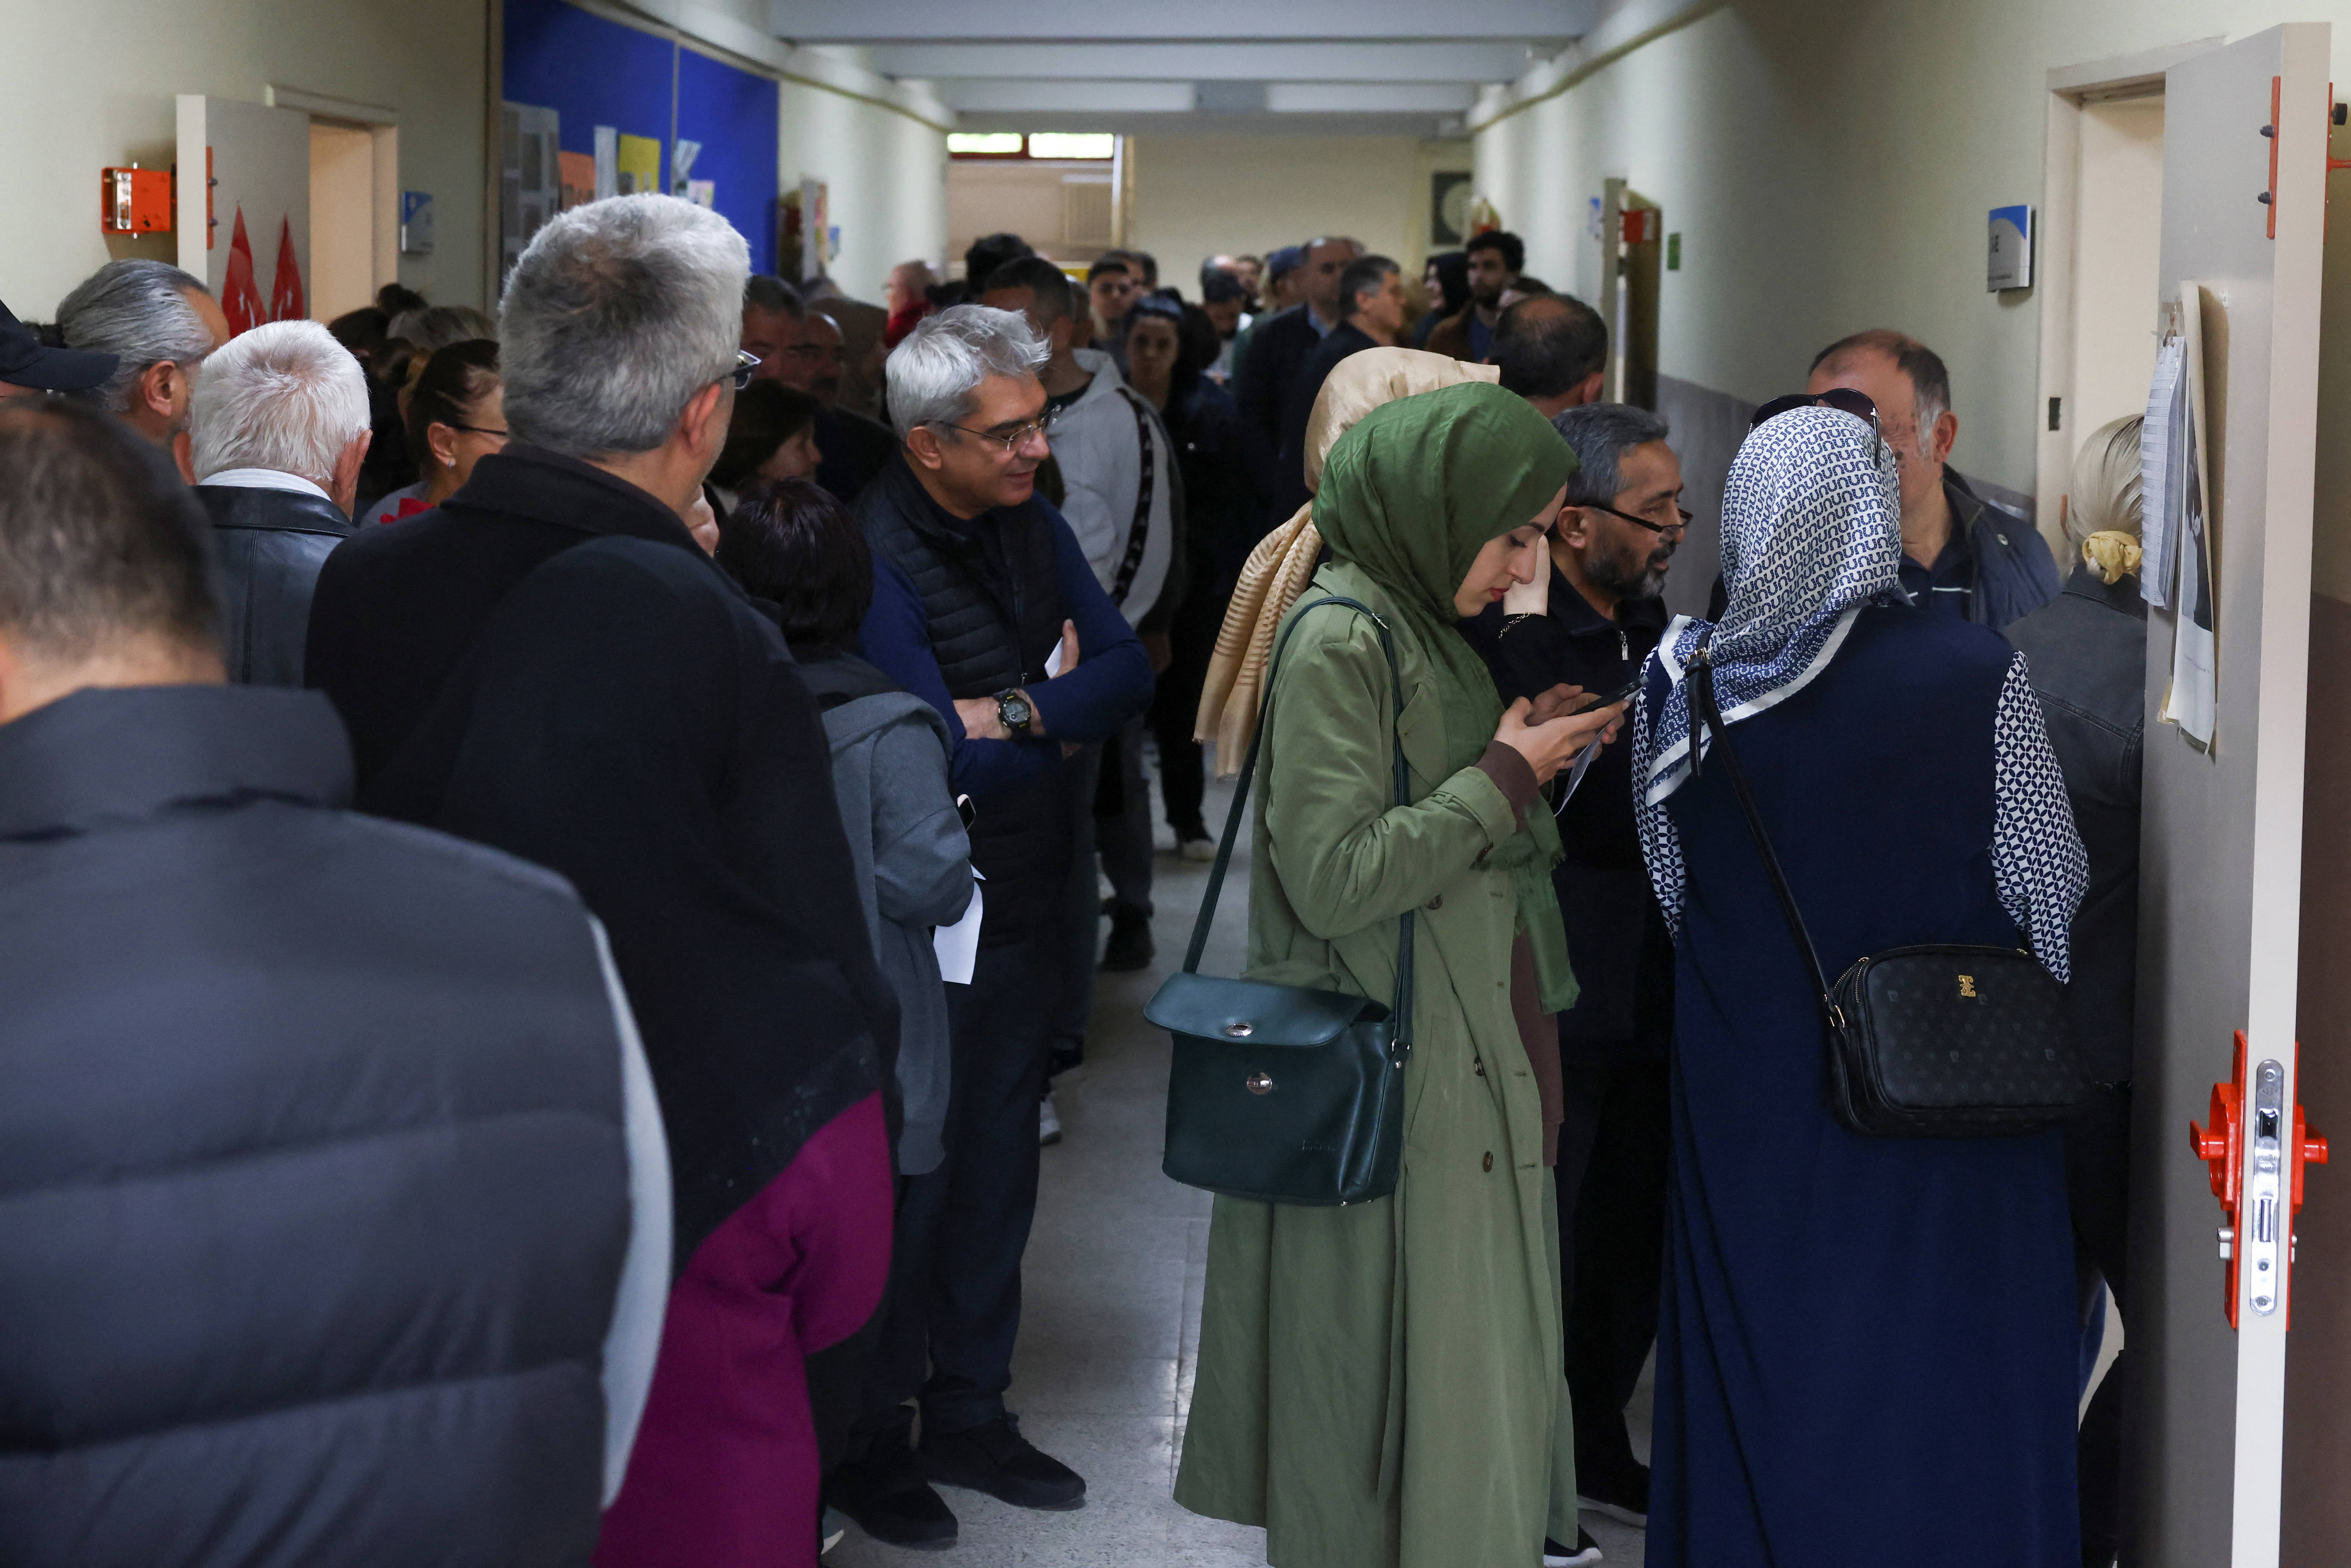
[935,80,1196,113]
[769,0,1591,45]
[954,109,1469,139]
[863,41,1539,83]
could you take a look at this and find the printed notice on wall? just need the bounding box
[2156,283,2218,753]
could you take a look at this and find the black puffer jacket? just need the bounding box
[195,481,352,687]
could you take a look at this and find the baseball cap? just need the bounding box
[0,296,118,393]
[1265,246,1306,284]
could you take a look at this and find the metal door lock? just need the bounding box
[2191,1030,2328,1326]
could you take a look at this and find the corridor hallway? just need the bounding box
[831,771,1653,1568]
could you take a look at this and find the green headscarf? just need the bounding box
[1313,380,1582,1012]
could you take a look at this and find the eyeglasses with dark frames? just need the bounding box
[1748,387,1883,466]
[1579,499,1694,536]
[727,350,761,392]
[442,422,510,440]
[941,406,1061,454]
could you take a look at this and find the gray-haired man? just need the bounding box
[56,259,230,458]
[1458,403,1687,1536]
[839,306,1153,1548]
[306,194,903,1556]
[187,320,371,687]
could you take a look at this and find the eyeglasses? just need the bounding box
[444,421,509,441]
[726,350,761,391]
[1580,499,1693,537]
[1749,387,1883,466]
[940,407,1061,454]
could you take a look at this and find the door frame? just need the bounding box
[268,84,402,315]
[2031,38,2222,542]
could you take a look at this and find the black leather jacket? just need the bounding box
[2004,564,2147,1084]
[195,482,353,687]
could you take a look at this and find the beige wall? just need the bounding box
[779,72,949,300]
[0,0,491,320]
[1469,0,2351,504]
[1125,133,1471,293]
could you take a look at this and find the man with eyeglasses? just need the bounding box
[1804,329,2059,629]
[979,255,1178,977]
[1458,402,1687,1550]
[840,304,1152,1551]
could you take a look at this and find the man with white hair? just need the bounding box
[836,305,1153,1549]
[56,259,231,455]
[306,194,902,1568]
[188,319,371,686]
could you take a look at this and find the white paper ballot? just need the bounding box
[933,877,984,985]
[1044,641,1066,679]
[1553,732,1605,811]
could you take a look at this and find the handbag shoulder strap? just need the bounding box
[1180,595,1415,1051]
[1685,632,1838,1023]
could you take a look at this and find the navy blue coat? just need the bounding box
[1645,604,2078,1567]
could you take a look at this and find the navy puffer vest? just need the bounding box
[859,459,1073,943]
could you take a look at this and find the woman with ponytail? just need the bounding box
[361,338,505,524]
[2003,412,2145,1568]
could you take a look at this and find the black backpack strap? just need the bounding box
[1181,595,1414,1054]
[1108,386,1158,607]
[1685,631,1838,1025]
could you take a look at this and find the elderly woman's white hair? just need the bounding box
[500,194,749,458]
[884,306,1049,442]
[2065,415,2144,585]
[189,320,371,486]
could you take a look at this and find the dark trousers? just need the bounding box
[1047,744,1103,1069]
[2066,1083,2132,1566]
[855,935,1055,1445]
[1555,1056,1671,1472]
[1149,586,1223,837]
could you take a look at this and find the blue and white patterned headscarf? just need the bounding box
[1629,406,2086,978]
[1632,405,1901,808]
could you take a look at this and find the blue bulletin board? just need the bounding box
[502,0,780,274]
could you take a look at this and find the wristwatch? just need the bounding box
[994,688,1034,738]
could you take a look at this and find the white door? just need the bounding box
[176,95,312,336]
[2135,23,2327,1568]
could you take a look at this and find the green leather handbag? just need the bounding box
[1149,596,1414,1206]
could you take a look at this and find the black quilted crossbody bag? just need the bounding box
[1684,632,2090,1138]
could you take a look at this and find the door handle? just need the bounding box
[2190,1030,2328,1327]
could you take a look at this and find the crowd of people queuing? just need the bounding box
[0,186,2145,1568]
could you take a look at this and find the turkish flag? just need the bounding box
[270,216,306,323]
[221,207,267,337]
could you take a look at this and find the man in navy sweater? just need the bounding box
[841,306,1153,1549]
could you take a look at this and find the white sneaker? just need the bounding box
[1040,1093,1063,1147]
[1179,835,1217,862]
[1543,1530,1603,1566]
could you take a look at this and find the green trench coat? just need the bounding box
[1173,561,1577,1567]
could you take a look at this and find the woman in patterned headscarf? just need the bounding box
[1628,407,2088,1567]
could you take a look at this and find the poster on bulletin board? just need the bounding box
[501,0,780,274]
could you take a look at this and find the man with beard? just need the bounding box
[1458,402,1685,1544]
[796,306,899,504]
[740,276,896,505]
[1425,229,1524,364]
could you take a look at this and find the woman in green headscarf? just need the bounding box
[1174,381,1626,1568]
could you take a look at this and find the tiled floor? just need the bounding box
[831,775,1652,1567]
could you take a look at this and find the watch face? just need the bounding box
[1002,693,1031,726]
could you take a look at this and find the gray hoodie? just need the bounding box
[810,660,974,1176]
